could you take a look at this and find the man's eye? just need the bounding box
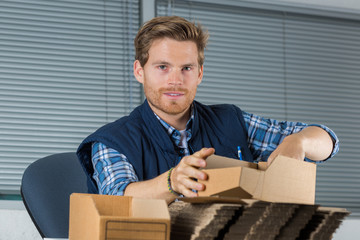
[158,65,167,70]
[183,66,191,71]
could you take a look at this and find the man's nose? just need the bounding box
[168,69,183,85]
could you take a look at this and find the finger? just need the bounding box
[181,177,206,191]
[181,188,198,198]
[193,147,215,159]
[171,165,207,194]
[182,155,206,168]
[184,148,215,168]
[178,164,208,181]
[177,178,204,198]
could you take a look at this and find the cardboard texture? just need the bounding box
[68,156,347,240]
[69,193,170,240]
[169,201,350,240]
[170,155,349,239]
[198,154,316,204]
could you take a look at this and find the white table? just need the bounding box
[43,238,68,240]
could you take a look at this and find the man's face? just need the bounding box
[134,38,203,120]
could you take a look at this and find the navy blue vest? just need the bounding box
[77,100,253,193]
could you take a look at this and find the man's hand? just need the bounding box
[170,148,215,197]
[267,126,333,166]
[267,132,306,166]
[124,147,215,204]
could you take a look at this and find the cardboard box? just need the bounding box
[69,193,170,240]
[197,155,316,204]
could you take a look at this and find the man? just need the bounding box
[77,16,338,204]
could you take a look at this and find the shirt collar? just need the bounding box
[153,105,194,146]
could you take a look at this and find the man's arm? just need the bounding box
[267,126,334,165]
[92,142,214,204]
[91,142,138,195]
[124,148,215,204]
[123,169,175,204]
[242,111,339,164]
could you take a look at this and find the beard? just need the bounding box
[144,84,196,116]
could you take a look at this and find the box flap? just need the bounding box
[259,155,316,204]
[199,157,263,199]
[198,167,252,198]
[239,167,264,198]
[69,193,101,240]
[91,194,132,217]
[132,198,170,219]
[205,154,257,169]
[197,155,317,205]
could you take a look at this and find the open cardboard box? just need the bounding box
[195,155,316,205]
[69,193,170,240]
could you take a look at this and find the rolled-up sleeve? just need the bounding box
[242,111,339,162]
[91,142,138,195]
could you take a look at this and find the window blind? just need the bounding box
[0,0,141,194]
[285,13,360,215]
[157,0,360,216]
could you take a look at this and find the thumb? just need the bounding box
[194,147,215,159]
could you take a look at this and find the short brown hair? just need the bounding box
[134,16,209,67]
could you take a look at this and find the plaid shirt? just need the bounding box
[91,110,339,196]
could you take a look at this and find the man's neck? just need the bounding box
[158,111,190,130]
[149,106,191,130]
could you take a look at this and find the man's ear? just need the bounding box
[133,60,144,84]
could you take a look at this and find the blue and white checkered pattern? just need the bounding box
[243,112,339,162]
[91,110,339,195]
[91,142,139,195]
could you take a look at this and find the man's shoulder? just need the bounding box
[195,101,242,115]
[95,106,145,135]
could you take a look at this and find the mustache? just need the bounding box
[160,87,188,93]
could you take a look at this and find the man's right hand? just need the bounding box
[170,148,215,197]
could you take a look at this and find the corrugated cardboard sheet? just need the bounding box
[169,200,349,240]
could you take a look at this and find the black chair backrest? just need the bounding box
[21,152,89,238]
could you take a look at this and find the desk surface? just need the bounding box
[43,238,68,240]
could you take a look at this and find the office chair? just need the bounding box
[21,152,89,238]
